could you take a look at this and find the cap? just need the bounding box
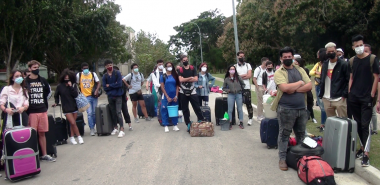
[337,48,344,53]
[294,54,301,59]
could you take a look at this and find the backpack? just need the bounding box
[126,72,143,92]
[297,156,336,185]
[179,65,194,74]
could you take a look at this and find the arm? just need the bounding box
[70,84,79,98]
[241,69,252,80]
[342,63,349,98]
[222,78,229,92]
[141,74,145,86]
[309,64,318,76]
[262,73,268,90]
[102,76,110,92]
[54,86,60,105]
[296,81,312,92]
[160,82,168,98]
[209,74,215,86]
[238,76,246,89]
[278,81,304,94]
[109,71,122,88]
[372,74,379,97]
[93,73,101,93]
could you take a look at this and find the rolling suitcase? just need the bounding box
[260,118,279,149]
[67,112,85,137]
[43,114,58,157]
[95,104,113,136]
[286,144,324,170]
[157,101,173,126]
[200,106,211,122]
[137,93,155,118]
[214,95,236,125]
[322,117,357,173]
[54,105,68,145]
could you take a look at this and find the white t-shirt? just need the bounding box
[253,66,265,86]
[123,72,144,94]
[265,71,276,92]
[235,63,252,90]
[323,61,341,101]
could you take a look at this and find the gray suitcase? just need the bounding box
[95,104,114,136]
[322,117,357,173]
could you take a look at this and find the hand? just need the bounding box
[18,107,25,113]
[173,96,178,102]
[167,97,172,102]
[377,102,380,114]
[106,84,110,87]
[371,92,375,98]
[146,85,149,91]
[94,91,99,97]
[5,108,14,115]
[199,86,203,89]
[299,80,305,86]
[67,81,72,86]
[52,104,57,107]
[342,97,345,101]
[128,85,132,89]
[316,71,321,75]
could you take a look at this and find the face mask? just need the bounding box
[283,59,293,67]
[107,67,113,71]
[134,68,139,73]
[31,69,39,75]
[167,67,173,71]
[355,46,365,55]
[201,67,207,72]
[158,65,164,70]
[267,68,273,72]
[327,52,336,59]
[15,77,23,84]
[238,58,244,63]
[183,61,189,66]
[83,69,89,75]
[229,70,235,74]
[64,79,70,83]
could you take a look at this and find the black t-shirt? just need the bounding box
[178,66,197,94]
[279,67,305,109]
[27,78,48,113]
[349,55,380,98]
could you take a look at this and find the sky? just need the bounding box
[115,0,235,43]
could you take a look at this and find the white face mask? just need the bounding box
[167,67,172,71]
[158,65,164,70]
[201,67,207,72]
[355,46,365,55]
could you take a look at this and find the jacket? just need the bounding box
[195,72,215,96]
[102,70,124,97]
[309,62,323,85]
[318,58,349,99]
[54,83,79,113]
[151,68,166,93]
[222,76,245,94]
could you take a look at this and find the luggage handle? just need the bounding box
[52,104,63,119]
[5,95,24,129]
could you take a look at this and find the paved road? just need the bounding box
[0,91,369,184]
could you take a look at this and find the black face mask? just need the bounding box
[283,59,293,67]
[31,69,39,75]
[64,80,70,83]
[267,68,273,72]
[183,61,189,66]
[238,58,245,63]
[328,52,336,59]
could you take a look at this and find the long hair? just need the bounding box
[8,70,28,99]
[224,65,239,80]
[295,58,306,68]
[318,48,328,63]
[165,62,180,87]
[59,68,76,84]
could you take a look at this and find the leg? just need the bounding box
[256,87,264,118]
[115,97,124,131]
[336,98,348,118]
[359,96,373,154]
[66,113,81,137]
[171,101,179,125]
[307,104,315,119]
[204,96,209,106]
[138,99,149,118]
[132,101,138,118]
[86,96,95,129]
[349,94,364,149]
[189,94,204,121]
[38,132,47,156]
[293,109,308,144]
[322,98,337,117]
[121,98,131,124]
[316,85,327,125]
[198,96,203,106]
[227,94,236,123]
[236,93,244,122]
[108,96,118,126]
[277,106,297,161]
[161,99,169,126]
[243,89,253,119]
[180,93,191,124]
[372,106,377,132]
[92,97,98,127]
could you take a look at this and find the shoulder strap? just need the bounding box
[255,66,262,78]
[79,73,82,85]
[349,57,355,71]
[179,67,183,74]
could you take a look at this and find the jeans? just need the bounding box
[228,93,244,123]
[179,93,204,125]
[315,85,327,125]
[86,96,98,129]
[277,105,308,160]
[161,99,178,126]
[121,97,131,124]
[107,96,124,128]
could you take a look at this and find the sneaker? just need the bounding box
[129,127,133,131]
[279,160,288,171]
[146,117,151,121]
[111,129,119,135]
[361,154,370,167]
[318,126,324,132]
[239,122,244,129]
[312,118,318,124]
[70,137,77,145]
[229,124,232,130]
[173,126,180,131]
[118,131,125,138]
[165,126,169,133]
[134,118,139,123]
[40,155,56,162]
[247,119,252,126]
[371,130,378,135]
[90,129,95,136]
[356,149,364,159]
[77,136,84,144]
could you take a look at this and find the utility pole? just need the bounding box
[189,22,203,64]
[232,0,240,64]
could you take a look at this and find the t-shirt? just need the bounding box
[236,63,253,89]
[123,72,144,94]
[76,72,100,97]
[323,61,341,101]
[278,67,305,109]
[265,71,276,92]
[178,66,197,95]
[160,74,177,100]
[349,55,380,98]
[27,78,48,113]
[253,66,266,86]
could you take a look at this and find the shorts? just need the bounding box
[130,93,144,101]
[28,112,49,132]
[64,111,78,116]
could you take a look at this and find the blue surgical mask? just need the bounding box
[15,77,24,84]
[83,69,89,75]
[134,68,139,73]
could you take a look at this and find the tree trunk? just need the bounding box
[6,31,14,80]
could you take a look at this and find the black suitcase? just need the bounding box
[157,101,173,126]
[200,106,211,122]
[137,93,155,118]
[42,114,58,157]
[286,144,324,170]
[53,105,68,145]
[215,96,236,125]
[260,118,279,149]
[67,112,85,137]
[96,104,114,136]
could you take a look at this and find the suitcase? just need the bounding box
[322,117,357,173]
[43,114,58,157]
[190,121,214,137]
[67,112,85,137]
[54,105,68,145]
[157,101,173,126]
[215,96,236,125]
[260,118,279,149]
[200,106,211,122]
[95,104,114,136]
[137,94,155,118]
[286,144,324,170]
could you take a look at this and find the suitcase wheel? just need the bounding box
[267,145,278,149]
[349,169,354,173]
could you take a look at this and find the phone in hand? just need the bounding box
[12,109,18,113]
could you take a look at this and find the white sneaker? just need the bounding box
[164,126,169,133]
[70,137,77,145]
[111,129,119,135]
[118,131,125,138]
[247,119,252,126]
[312,118,318,124]
[173,126,180,131]
[90,129,95,136]
[78,136,84,144]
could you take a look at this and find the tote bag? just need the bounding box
[75,84,90,113]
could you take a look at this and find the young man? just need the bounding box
[235,51,254,126]
[252,57,268,122]
[102,60,126,138]
[113,66,133,131]
[76,62,101,136]
[25,60,55,162]
[318,42,349,118]
[151,59,166,102]
[270,47,312,171]
[365,44,378,135]
[123,63,151,122]
[177,55,205,131]
[336,48,347,61]
[262,61,276,94]
[349,35,379,167]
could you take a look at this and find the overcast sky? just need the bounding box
[115,0,235,43]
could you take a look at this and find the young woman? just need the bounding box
[195,63,215,106]
[222,65,245,130]
[53,69,84,145]
[160,62,180,133]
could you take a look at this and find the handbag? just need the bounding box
[75,84,90,113]
[91,83,103,97]
[315,77,321,84]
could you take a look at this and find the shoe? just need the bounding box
[361,154,370,167]
[319,126,324,132]
[257,116,264,122]
[90,129,95,136]
[356,149,363,159]
[239,122,244,129]
[78,136,84,144]
[70,137,77,145]
[187,123,191,133]
[40,155,56,162]
[247,119,252,126]
[312,118,318,124]
[134,118,139,123]
[229,124,232,130]
[165,126,169,133]
[371,130,378,135]
[129,127,133,131]
[111,129,119,135]
[279,160,288,171]
[146,117,151,121]
[118,131,125,138]
[173,126,180,131]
